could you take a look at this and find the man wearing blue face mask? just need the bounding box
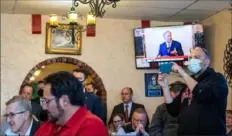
[158,47,228,135]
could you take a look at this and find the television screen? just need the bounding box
[134,24,204,69]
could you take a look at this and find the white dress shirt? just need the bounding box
[116,127,149,136]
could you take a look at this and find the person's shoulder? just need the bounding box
[173,40,181,45]
[160,42,166,46]
[83,111,106,126]
[157,103,166,109]
[133,102,145,107]
[85,92,98,99]
[114,103,123,107]
[38,120,54,128]
[207,67,226,81]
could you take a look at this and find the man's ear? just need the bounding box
[24,111,30,120]
[205,59,210,66]
[59,95,70,108]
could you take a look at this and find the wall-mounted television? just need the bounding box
[133,24,204,69]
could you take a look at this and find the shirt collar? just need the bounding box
[64,105,88,128]
[166,41,172,47]
[195,67,214,82]
[124,101,133,107]
[25,119,33,135]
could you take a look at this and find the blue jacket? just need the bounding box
[84,92,107,124]
[158,40,184,56]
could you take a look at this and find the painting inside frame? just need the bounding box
[45,23,82,55]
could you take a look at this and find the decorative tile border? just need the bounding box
[20,57,107,104]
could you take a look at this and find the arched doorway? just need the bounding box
[20,57,107,104]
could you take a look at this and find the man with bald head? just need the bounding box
[109,87,149,128]
[157,31,184,57]
[158,47,228,135]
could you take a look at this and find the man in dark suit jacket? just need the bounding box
[109,87,149,128]
[20,84,43,121]
[157,31,184,57]
[73,69,107,124]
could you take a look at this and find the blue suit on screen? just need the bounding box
[157,40,184,56]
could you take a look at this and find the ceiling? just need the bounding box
[1,0,231,22]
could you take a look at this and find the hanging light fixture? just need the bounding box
[48,0,119,43]
[73,0,120,17]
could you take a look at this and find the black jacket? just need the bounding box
[29,119,42,136]
[150,103,179,136]
[166,67,228,135]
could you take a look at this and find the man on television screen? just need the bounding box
[157,31,184,57]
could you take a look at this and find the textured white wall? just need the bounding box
[1,13,185,121]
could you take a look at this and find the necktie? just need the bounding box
[124,104,129,122]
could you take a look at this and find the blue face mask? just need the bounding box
[188,58,202,74]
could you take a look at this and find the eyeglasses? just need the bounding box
[40,98,56,105]
[113,120,122,124]
[4,111,26,119]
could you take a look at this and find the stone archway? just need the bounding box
[20,57,107,104]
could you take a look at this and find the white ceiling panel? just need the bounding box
[105,6,181,16]
[105,14,170,21]
[117,1,195,9]
[170,9,216,21]
[188,0,230,11]
[0,0,230,22]
[177,9,217,16]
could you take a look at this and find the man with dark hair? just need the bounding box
[117,108,149,135]
[20,84,42,121]
[37,80,45,90]
[72,69,107,124]
[158,47,228,135]
[109,87,149,129]
[85,82,98,94]
[35,71,108,136]
[150,81,187,136]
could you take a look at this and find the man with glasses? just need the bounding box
[116,108,149,136]
[4,95,41,136]
[158,47,228,135]
[35,71,108,136]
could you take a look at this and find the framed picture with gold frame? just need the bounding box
[45,23,82,55]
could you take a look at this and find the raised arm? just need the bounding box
[158,73,182,117]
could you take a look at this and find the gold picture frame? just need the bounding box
[45,23,82,55]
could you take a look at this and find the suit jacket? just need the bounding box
[108,102,149,128]
[84,92,107,124]
[31,101,43,120]
[29,119,42,136]
[158,40,184,56]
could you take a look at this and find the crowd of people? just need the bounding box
[1,47,231,136]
